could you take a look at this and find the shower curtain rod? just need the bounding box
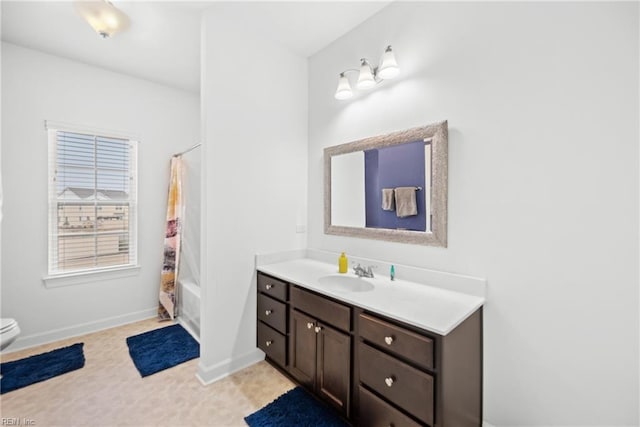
[173,142,202,157]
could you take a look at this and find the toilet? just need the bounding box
[0,318,20,351]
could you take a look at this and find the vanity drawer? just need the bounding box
[257,293,287,334]
[359,342,434,426]
[358,385,423,427]
[290,286,350,332]
[257,322,287,367]
[359,313,434,370]
[257,273,288,302]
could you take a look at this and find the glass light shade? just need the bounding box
[378,46,399,80]
[74,0,130,39]
[357,59,376,89]
[334,74,353,100]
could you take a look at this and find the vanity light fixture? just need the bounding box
[334,45,399,100]
[74,0,130,39]
[356,59,376,89]
[378,45,400,79]
[335,73,354,100]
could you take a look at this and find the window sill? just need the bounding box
[43,265,141,288]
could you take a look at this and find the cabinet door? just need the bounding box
[317,322,351,417]
[289,309,317,388]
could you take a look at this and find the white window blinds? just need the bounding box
[47,127,138,275]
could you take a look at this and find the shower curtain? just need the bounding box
[158,157,183,320]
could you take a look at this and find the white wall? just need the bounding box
[308,2,639,426]
[198,5,308,381]
[1,42,199,346]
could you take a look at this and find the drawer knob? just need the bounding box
[265,284,273,290]
[384,336,394,345]
[384,376,395,387]
[265,340,273,347]
[307,322,314,329]
[314,326,323,333]
[265,310,273,316]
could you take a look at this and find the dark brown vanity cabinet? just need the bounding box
[356,310,482,427]
[357,314,435,426]
[256,271,483,427]
[289,287,352,417]
[256,273,289,370]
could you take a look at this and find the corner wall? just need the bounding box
[198,5,308,381]
[1,42,199,347]
[308,2,639,425]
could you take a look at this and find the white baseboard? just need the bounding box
[4,307,157,353]
[482,422,496,427]
[196,348,265,385]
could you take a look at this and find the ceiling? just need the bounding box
[1,1,391,94]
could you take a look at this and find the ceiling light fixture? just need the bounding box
[74,0,130,39]
[334,45,399,100]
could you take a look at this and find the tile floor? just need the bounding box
[0,318,294,426]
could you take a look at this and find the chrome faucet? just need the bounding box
[353,263,375,278]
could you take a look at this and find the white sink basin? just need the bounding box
[317,275,375,292]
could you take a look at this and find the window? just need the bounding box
[48,127,138,275]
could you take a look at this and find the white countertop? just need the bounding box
[256,254,485,336]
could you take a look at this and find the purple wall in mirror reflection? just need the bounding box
[364,140,427,231]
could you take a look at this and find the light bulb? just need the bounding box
[334,73,353,100]
[357,59,376,90]
[378,46,399,80]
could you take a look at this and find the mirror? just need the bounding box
[324,121,448,246]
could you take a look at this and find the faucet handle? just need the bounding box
[365,265,377,278]
[353,263,365,277]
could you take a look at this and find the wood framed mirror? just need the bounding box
[324,120,448,246]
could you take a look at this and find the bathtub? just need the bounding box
[177,278,200,340]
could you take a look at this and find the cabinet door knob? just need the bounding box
[384,376,395,387]
[314,326,322,333]
[265,284,273,290]
[265,310,273,316]
[307,322,314,329]
[384,336,394,345]
[265,340,273,347]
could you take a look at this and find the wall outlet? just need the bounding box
[295,224,306,233]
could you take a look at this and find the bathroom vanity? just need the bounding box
[256,252,485,427]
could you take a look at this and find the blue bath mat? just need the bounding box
[245,386,349,427]
[0,343,85,394]
[126,324,199,377]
